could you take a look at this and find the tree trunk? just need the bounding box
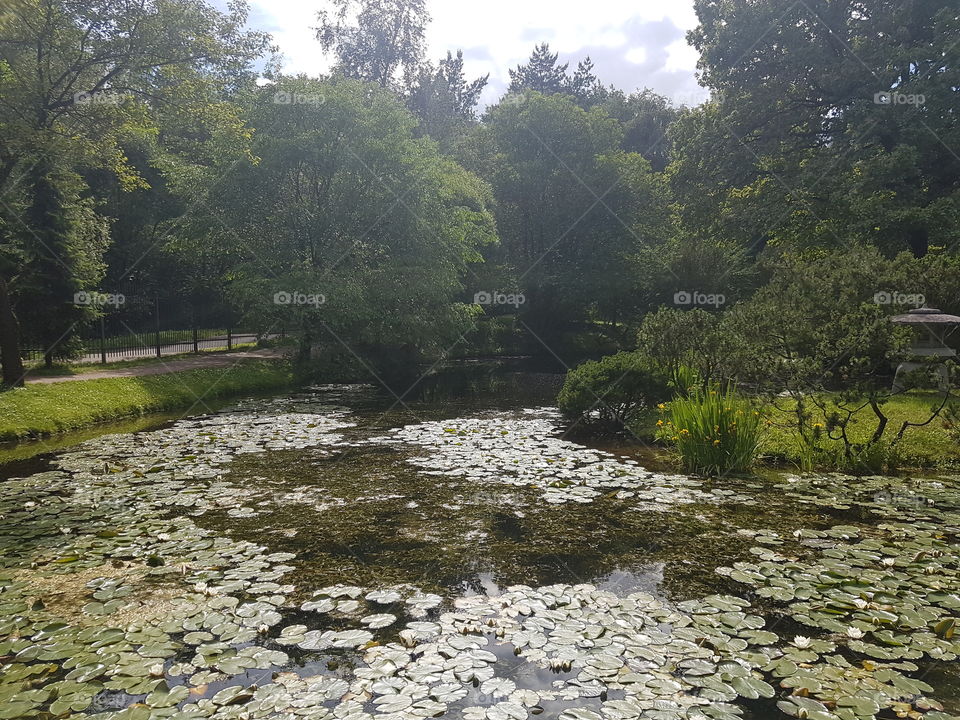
[0,276,25,387]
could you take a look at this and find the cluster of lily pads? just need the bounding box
[2,392,960,720]
[718,520,960,719]
[368,412,752,509]
[0,397,355,718]
[266,581,783,720]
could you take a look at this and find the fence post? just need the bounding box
[227,327,233,351]
[192,307,199,354]
[155,296,161,358]
[99,315,107,364]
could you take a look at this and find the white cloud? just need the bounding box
[242,0,704,105]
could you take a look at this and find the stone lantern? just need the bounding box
[890,307,960,391]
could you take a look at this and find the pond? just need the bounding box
[2,365,960,720]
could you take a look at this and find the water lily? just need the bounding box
[792,635,812,649]
[846,627,865,639]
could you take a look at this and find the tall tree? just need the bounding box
[465,92,668,345]
[681,0,960,258]
[316,0,429,88]
[507,43,569,96]
[602,89,680,172]
[178,78,498,379]
[406,50,488,145]
[0,0,269,383]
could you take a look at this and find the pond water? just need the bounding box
[2,365,960,720]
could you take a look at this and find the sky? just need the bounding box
[240,0,707,107]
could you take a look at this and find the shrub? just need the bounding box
[558,352,670,430]
[659,383,763,475]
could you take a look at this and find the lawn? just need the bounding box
[631,391,960,471]
[0,361,294,442]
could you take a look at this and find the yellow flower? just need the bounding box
[657,403,666,410]
[713,439,721,446]
[680,428,690,435]
[656,420,664,427]
[812,422,824,429]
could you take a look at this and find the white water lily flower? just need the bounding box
[852,598,869,609]
[791,635,812,649]
[148,663,165,677]
[846,627,865,639]
[881,557,896,567]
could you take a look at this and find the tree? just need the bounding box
[568,58,607,108]
[466,92,668,346]
[0,0,269,384]
[316,0,429,88]
[602,89,679,172]
[681,0,960,257]
[177,78,498,380]
[405,50,488,146]
[507,44,569,96]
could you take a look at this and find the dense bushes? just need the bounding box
[557,352,669,429]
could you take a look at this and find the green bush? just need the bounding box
[658,383,763,475]
[557,352,670,429]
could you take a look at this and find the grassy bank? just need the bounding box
[0,360,294,442]
[629,391,960,471]
[759,391,960,469]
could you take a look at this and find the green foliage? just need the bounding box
[471,91,668,344]
[177,77,498,378]
[557,352,670,429]
[659,383,763,476]
[316,0,429,88]
[637,308,740,391]
[680,0,960,256]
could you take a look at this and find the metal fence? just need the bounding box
[20,295,278,365]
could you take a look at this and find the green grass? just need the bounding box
[632,390,960,471]
[759,391,960,469]
[0,360,294,442]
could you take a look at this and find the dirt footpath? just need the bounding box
[27,348,287,384]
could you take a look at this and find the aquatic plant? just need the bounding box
[659,383,763,475]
